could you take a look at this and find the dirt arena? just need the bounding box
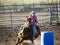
[0,13,60,45]
[0,24,60,45]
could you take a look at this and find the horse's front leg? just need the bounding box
[16,37,20,45]
[16,36,23,45]
[30,35,34,44]
[30,39,34,44]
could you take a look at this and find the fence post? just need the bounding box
[41,31,54,45]
[10,7,13,27]
[50,6,52,25]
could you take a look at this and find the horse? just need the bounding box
[15,18,41,45]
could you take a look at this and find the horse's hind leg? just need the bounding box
[36,26,41,35]
[39,30,41,35]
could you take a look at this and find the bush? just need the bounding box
[56,20,60,25]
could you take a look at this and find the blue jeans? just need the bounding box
[32,25,37,38]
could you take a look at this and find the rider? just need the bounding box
[29,11,38,25]
[29,11,38,40]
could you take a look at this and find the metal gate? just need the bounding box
[0,2,60,27]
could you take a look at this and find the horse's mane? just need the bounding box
[27,18,32,23]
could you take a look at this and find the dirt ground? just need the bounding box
[0,24,60,45]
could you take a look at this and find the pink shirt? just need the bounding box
[29,15,38,25]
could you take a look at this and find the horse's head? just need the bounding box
[27,18,32,23]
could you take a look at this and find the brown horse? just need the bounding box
[15,25,41,45]
[15,18,41,45]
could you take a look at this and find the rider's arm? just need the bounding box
[35,16,38,24]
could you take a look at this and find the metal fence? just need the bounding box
[0,2,59,27]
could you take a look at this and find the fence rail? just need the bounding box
[0,3,60,27]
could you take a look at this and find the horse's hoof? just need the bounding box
[32,41,34,44]
[15,43,18,45]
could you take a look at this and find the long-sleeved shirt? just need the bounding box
[29,15,38,25]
